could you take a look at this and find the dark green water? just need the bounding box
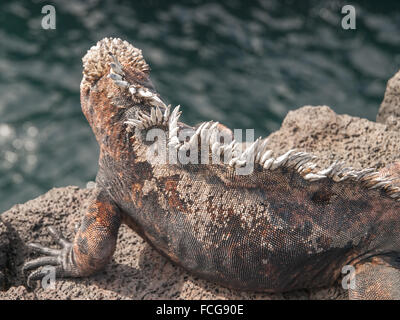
[1,0,400,212]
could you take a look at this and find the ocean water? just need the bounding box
[0,0,400,213]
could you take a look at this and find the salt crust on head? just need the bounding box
[82,37,150,84]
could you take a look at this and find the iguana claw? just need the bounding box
[23,226,74,287]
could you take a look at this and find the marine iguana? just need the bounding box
[23,38,400,299]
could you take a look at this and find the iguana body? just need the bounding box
[23,38,400,299]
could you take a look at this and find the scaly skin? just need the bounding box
[23,38,400,299]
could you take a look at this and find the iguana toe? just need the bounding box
[23,227,76,287]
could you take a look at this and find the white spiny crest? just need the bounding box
[353,168,375,181]
[227,138,267,168]
[220,137,400,199]
[156,106,163,124]
[168,105,181,135]
[167,105,182,149]
[150,95,166,108]
[187,123,203,149]
[231,138,261,168]
[176,122,209,154]
[329,161,347,178]
[107,54,166,108]
[208,122,220,145]
[124,118,144,130]
[303,173,327,182]
[259,150,273,166]
[367,178,394,190]
[316,162,337,176]
[124,105,174,134]
[221,140,237,162]
[263,158,274,170]
[211,141,221,156]
[255,139,270,162]
[124,104,186,152]
[124,105,400,201]
[203,122,219,147]
[200,122,212,144]
[300,162,317,173]
[170,120,245,165]
[163,105,170,125]
[253,147,400,200]
[136,111,151,127]
[270,149,296,170]
[150,107,157,124]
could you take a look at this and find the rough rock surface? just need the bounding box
[268,105,400,171]
[0,222,7,291]
[1,71,400,299]
[377,70,400,124]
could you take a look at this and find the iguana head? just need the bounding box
[80,37,165,140]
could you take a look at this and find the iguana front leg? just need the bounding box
[348,256,400,300]
[23,189,121,286]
